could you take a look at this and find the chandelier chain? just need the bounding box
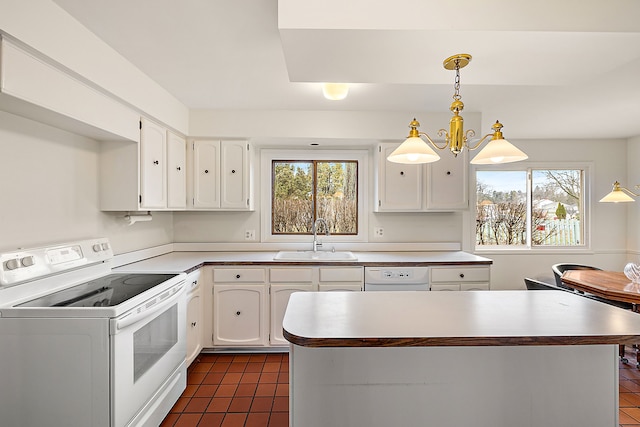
[453,59,461,101]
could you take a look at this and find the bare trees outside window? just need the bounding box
[272,160,358,235]
[476,169,584,247]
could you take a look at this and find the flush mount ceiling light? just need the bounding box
[322,83,349,100]
[387,54,528,165]
[599,181,640,203]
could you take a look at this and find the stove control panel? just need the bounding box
[0,238,113,287]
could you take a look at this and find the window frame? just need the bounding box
[471,161,593,253]
[260,149,368,243]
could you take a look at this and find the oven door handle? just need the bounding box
[115,282,185,331]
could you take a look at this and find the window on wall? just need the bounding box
[475,167,587,249]
[272,160,359,235]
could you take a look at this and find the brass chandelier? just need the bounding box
[599,181,640,203]
[388,54,528,165]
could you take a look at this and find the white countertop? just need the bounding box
[282,290,640,347]
[114,250,492,273]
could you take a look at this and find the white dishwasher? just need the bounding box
[364,267,430,291]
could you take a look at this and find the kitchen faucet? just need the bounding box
[312,218,329,252]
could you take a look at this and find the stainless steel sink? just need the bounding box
[274,250,357,261]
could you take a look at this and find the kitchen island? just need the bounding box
[283,290,640,427]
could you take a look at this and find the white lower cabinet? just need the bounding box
[213,284,268,346]
[185,269,202,366]
[207,266,364,349]
[318,267,364,292]
[270,284,313,345]
[269,267,314,346]
[211,267,268,347]
[430,266,491,291]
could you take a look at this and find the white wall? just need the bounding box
[0,0,189,134]
[627,135,640,261]
[0,111,174,254]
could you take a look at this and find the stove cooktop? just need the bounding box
[17,273,178,307]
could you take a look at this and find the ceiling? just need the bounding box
[51,0,640,140]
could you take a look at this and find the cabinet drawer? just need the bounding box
[270,268,314,283]
[213,268,266,283]
[319,267,363,282]
[430,267,490,283]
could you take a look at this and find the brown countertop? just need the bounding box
[114,250,492,274]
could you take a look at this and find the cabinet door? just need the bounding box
[186,290,201,365]
[430,284,461,291]
[270,284,311,346]
[220,141,249,209]
[426,149,468,210]
[376,143,423,211]
[140,118,167,209]
[213,284,267,346]
[167,131,186,209]
[192,140,220,208]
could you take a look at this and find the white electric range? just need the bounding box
[0,238,187,427]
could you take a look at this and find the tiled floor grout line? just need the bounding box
[163,349,640,427]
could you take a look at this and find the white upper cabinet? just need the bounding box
[100,118,187,211]
[139,118,167,209]
[376,143,423,211]
[167,131,187,209]
[426,149,468,210]
[0,38,139,142]
[190,139,253,210]
[375,142,468,212]
[192,140,220,208]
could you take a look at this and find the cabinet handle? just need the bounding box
[204,169,209,173]
[400,171,404,176]
[231,169,236,174]
[236,311,241,316]
[459,273,465,278]
[153,160,159,165]
[191,322,197,327]
[236,274,241,279]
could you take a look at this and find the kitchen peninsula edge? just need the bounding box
[282,291,640,427]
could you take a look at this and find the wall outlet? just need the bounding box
[245,230,256,240]
[374,227,384,238]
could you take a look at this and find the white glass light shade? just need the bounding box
[599,182,636,203]
[470,137,528,165]
[387,137,441,164]
[322,83,349,100]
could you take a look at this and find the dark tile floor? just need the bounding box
[162,348,640,427]
[160,353,288,427]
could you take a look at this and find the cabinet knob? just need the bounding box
[177,166,181,171]
[459,273,465,278]
[231,169,236,174]
[236,311,241,316]
[446,171,451,175]
[204,169,209,173]
[153,160,159,165]
[400,171,404,176]
[236,274,241,279]
[191,322,197,327]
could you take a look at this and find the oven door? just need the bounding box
[111,281,186,427]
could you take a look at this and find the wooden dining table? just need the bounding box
[562,269,640,367]
[561,270,640,306]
